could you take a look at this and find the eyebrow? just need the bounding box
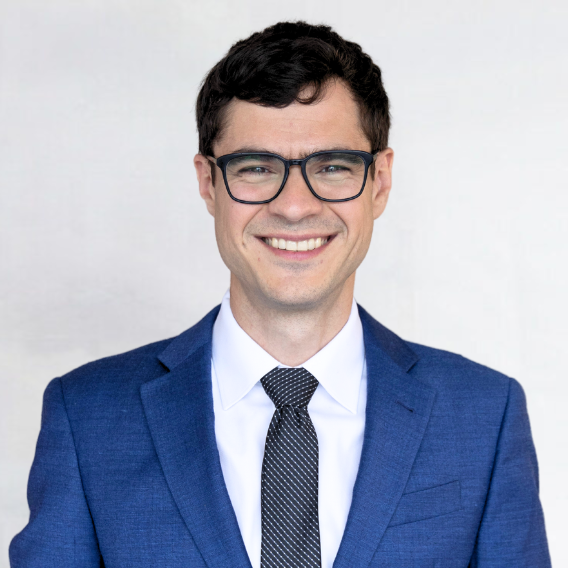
[228,146,359,159]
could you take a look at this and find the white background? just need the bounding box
[1,0,566,565]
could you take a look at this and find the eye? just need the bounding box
[240,166,272,175]
[227,156,282,177]
[321,164,349,173]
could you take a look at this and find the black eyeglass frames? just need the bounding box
[208,150,376,204]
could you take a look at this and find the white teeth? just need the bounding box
[264,237,329,251]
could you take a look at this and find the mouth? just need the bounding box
[261,236,332,252]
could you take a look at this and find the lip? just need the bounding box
[257,235,334,259]
[258,234,334,242]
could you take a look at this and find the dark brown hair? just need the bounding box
[196,21,390,158]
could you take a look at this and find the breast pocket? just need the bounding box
[388,480,461,527]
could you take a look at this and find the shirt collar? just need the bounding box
[212,291,365,414]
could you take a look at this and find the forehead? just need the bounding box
[214,81,370,158]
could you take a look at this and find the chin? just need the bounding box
[258,279,336,312]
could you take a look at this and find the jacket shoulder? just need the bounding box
[57,337,174,404]
[404,340,516,418]
[57,305,220,402]
[358,303,512,396]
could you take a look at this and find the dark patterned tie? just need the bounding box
[260,367,321,568]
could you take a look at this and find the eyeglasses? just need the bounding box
[208,150,376,204]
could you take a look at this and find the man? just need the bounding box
[10,21,550,568]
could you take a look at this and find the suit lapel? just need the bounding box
[141,307,252,568]
[333,307,436,568]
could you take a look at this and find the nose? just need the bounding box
[266,165,323,221]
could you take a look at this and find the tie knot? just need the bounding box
[261,367,319,409]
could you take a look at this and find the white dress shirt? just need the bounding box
[211,291,367,568]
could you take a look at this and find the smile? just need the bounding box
[262,237,330,251]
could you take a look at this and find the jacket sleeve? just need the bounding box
[9,378,102,567]
[469,378,551,567]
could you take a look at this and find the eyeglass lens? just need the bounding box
[225,152,367,202]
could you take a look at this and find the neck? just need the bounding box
[229,276,355,367]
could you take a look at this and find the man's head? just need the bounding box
[194,21,393,313]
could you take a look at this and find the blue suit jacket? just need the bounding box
[10,305,551,567]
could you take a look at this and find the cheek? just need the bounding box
[336,202,374,245]
[356,194,376,240]
[214,199,237,253]
[215,199,259,254]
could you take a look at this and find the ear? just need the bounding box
[194,154,217,217]
[370,148,394,220]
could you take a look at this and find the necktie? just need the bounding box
[260,367,321,568]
